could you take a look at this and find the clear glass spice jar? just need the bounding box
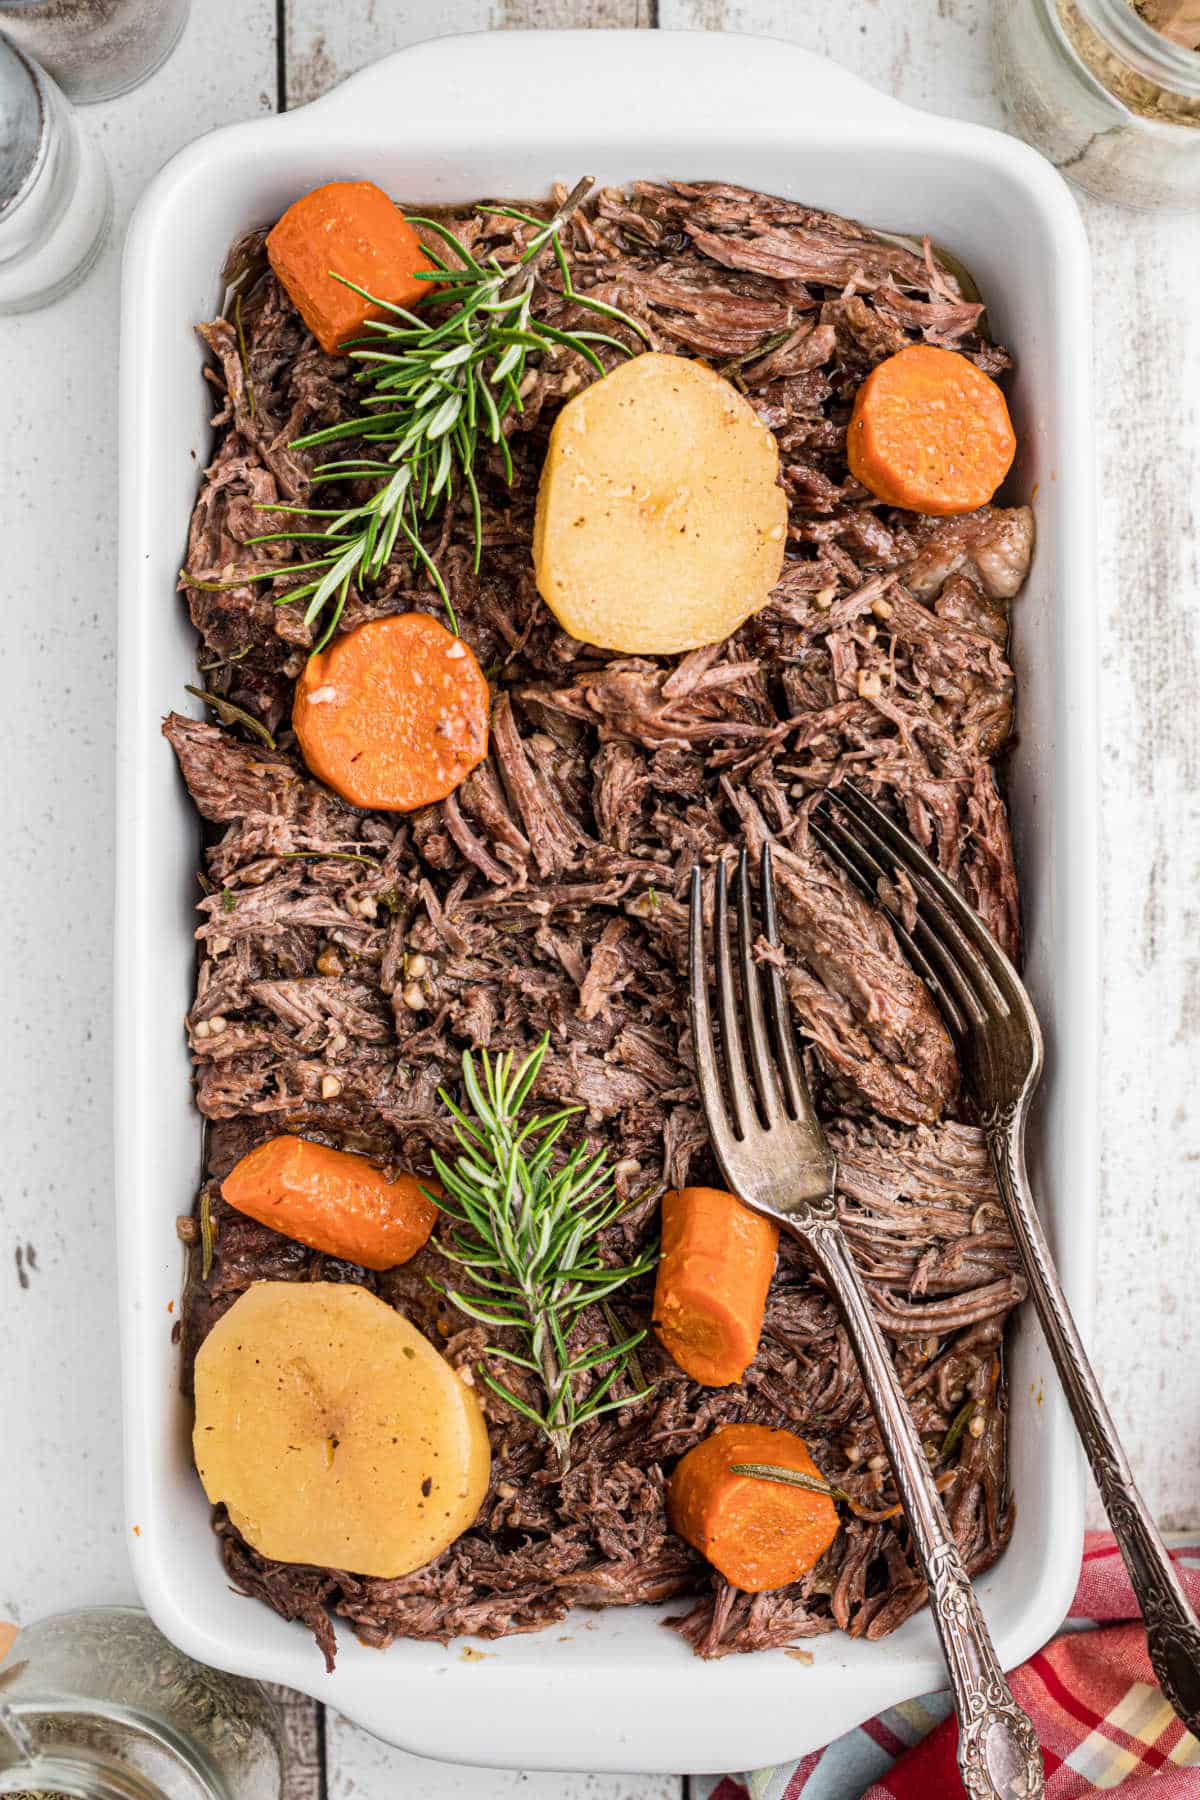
[0,0,190,103]
[0,1609,286,1800]
[0,34,111,313]
[994,0,1200,207]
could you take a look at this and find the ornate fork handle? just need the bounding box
[984,1106,1200,1737]
[800,1219,1044,1800]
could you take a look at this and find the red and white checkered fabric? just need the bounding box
[694,1535,1200,1800]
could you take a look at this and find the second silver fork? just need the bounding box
[688,849,1043,1800]
[812,780,1200,1741]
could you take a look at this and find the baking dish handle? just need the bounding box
[293,29,914,143]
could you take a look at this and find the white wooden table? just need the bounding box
[4,3,1198,1793]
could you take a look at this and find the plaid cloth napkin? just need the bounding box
[695,1534,1200,1799]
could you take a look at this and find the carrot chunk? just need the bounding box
[266,181,437,355]
[292,613,490,812]
[847,343,1016,517]
[668,1422,840,1592]
[653,1186,778,1387]
[221,1135,439,1271]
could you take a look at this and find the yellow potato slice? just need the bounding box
[533,351,788,654]
[193,1282,490,1577]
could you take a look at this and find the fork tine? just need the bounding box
[735,850,784,1123]
[758,843,807,1116]
[688,868,739,1172]
[810,815,970,1040]
[835,784,1018,1009]
[819,803,989,1030]
[714,859,755,1138]
[825,790,1008,1025]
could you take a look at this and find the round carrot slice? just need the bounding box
[847,343,1016,518]
[222,1134,439,1271]
[293,613,489,812]
[668,1422,840,1592]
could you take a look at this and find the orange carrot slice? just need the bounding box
[292,613,489,812]
[668,1422,840,1592]
[266,181,438,355]
[847,343,1016,517]
[653,1186,779,1387]
[221,1135,439,1271]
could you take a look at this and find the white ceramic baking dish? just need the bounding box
[116,28,1097,1774]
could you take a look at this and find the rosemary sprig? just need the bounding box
[730,1462,851,1504]
[234,176,646,650]
[273,850,380,866]
[428,1033,657,1468]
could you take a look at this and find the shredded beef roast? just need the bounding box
[169,180,1033,1664]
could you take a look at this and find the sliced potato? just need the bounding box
[194,1282,490,1577]
[532,351,787,654]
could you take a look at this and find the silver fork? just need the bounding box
[688,851,1045,1800]
[813,782,1200,1742]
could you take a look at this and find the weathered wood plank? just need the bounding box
[284,0,652,108]
[324,1709,684,1798]
[1081,195,1200,1534]
[658,0,1000,117]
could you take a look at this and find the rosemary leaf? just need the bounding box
[199,1189,215,1282]
[718,326,795,378]
[729,1462,851,1504]
[601,1298,646,1393]
[273,850,380,866]
[234,291,255,420]
[185,685,275,749]
[940,1397,978,1461]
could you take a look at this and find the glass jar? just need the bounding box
[995,0,1200,206]
[0,0,190,103]
[0,35,111,313]
[0,1609,286,1800]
